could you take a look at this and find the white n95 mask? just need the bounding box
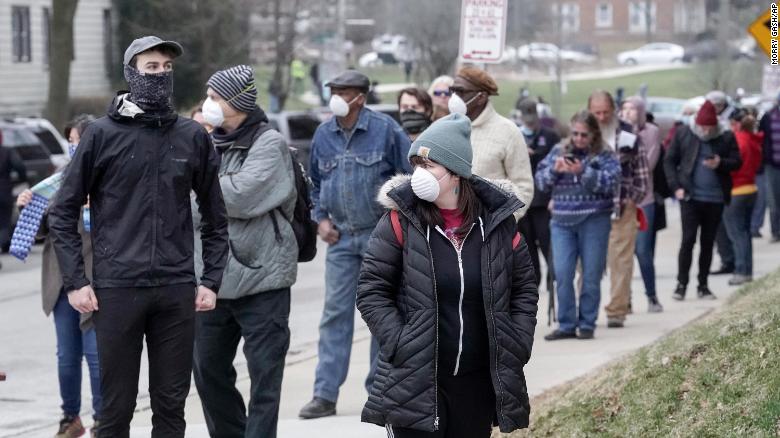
[202,97,224,127]
[447,92,480,115]
[411,167,446,202]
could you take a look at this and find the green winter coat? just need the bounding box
[194,123,297,299]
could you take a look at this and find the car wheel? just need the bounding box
[624,58,637,66]
[670,57,682,64]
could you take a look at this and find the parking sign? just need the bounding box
[459,0,508,63]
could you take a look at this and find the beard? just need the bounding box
[599,117,619,135]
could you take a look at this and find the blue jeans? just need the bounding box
[551,213,612,333]
[766,166,780,238]
[634,202,657,298]
[723,193,757,276]
[53,290,101,419]
[314,230,379,403]
[751,172,767,234]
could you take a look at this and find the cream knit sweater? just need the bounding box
[470,103,533,219]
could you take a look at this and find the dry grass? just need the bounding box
[494,269,780,438]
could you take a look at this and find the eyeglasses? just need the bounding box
[571,131,590,138]
[432,90,452,97]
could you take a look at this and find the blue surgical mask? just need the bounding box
[68,143,78,158]
[520,126,534,137]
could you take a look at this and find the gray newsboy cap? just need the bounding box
[325,70,370,92]
[123,36,183,66]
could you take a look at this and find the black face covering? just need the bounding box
[400,110,431,135]
[123,64,173,111]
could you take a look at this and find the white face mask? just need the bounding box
[447,92,480,115]
[411,167,448,202]
[202,97,224,127]
[329,94,361,118]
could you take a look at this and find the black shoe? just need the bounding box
[607,317,625,328]
[577,329,594,339]
[711,266,734,275]
[544,330,577,341]
[751,231,762,238]
[672,284,686,301]
[299,397,336,419]
[772,235,780,243]
[697,286,717,300]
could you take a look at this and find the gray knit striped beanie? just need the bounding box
[207,65,258,113]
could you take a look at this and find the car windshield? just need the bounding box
[34,130,65,155]
[1,127,41,147]
[648,100,684,115]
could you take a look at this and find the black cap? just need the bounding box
[325,70,370,92]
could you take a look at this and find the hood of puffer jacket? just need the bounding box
[377,173,524,234]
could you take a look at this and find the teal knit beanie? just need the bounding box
[407,113,473,178]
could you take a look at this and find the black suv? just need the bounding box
[0,121,55,187]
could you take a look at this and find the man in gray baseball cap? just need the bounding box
[50,35,228,438]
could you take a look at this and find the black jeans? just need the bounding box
[93,284,196,438]
[193,288,291,438]
[678,200,724,287]
[387,371,495,438]
[518,206,552,286]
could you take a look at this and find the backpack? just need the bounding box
[279,149,318,262]
[247,124,318,263]
[653,146,672,199]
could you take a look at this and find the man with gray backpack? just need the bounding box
[192,65,315,438]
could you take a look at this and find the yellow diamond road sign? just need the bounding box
[748,7,773,60]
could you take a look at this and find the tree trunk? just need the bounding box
[45,0,79,130]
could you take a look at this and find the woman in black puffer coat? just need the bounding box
[357,113,539,438]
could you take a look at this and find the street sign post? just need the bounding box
[748,5,777,64]
[458,0,508,64]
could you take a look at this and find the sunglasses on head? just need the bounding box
[432,90,452,97]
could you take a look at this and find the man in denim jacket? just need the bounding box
[299,70,412,419]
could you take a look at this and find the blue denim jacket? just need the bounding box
[310,107,412,233]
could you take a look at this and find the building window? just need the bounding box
[674,0,705,34]
[103,9,114,74]
[12,6,32,63]
[629,1,656,34]
[552,2,580,32]
[596,3,613,28]
[42,7,51,66]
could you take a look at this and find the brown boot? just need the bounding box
[55,415,85,438]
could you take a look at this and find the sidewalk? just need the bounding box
[125,202,780,438]
[125,204,780,438]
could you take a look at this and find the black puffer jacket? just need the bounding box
[357,174,539,433]
[50,93,228,292]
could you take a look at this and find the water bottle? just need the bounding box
[82,206,91,233]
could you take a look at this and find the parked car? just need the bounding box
[617,43,684,65]
[13,117,69,169]
[267,111,322,171]
[0,121,55,187]
[358,51,384,68]
[644,97,686,141]
[517,42,596,65]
